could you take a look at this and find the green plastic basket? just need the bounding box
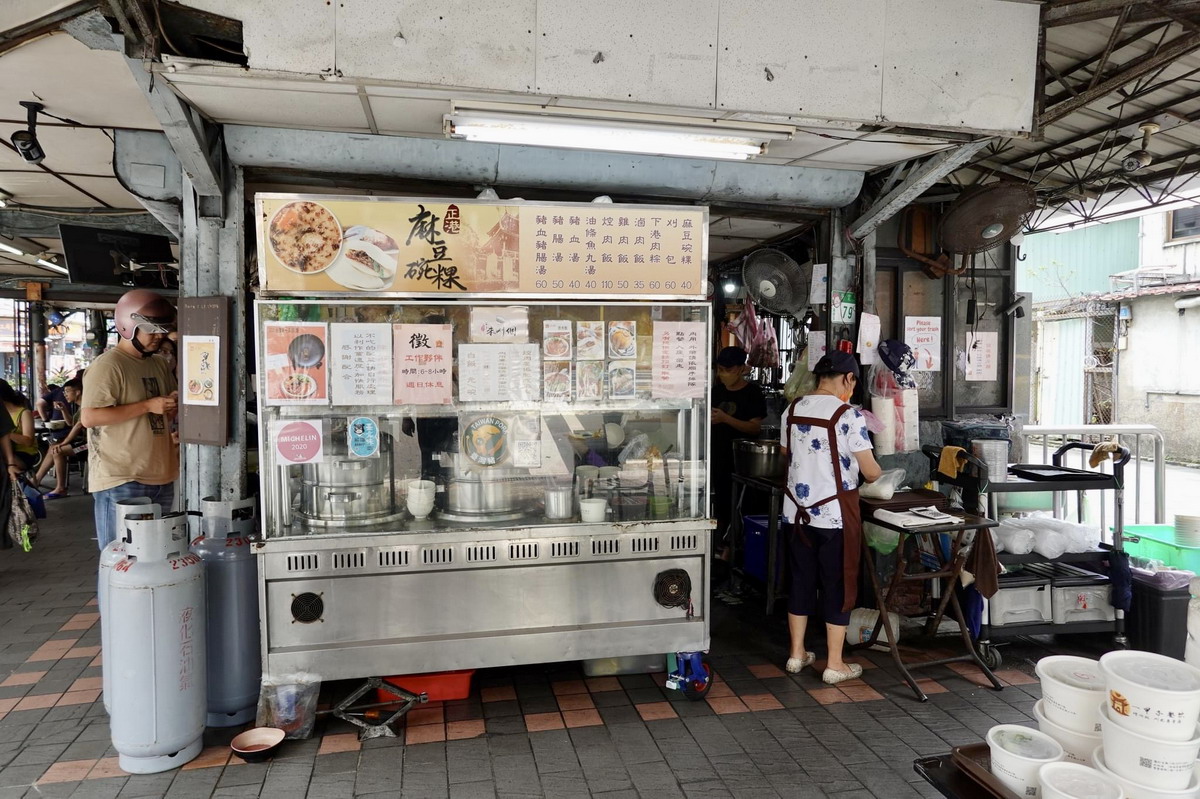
[1122,525,1200,573]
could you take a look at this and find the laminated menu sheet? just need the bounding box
[457,343,541,402]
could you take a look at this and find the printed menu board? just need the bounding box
[181,335,220,407]
[263,322,329,406]
[256,195,706,297]
[457,344,541,402]
[329,323,392,406]
[394,323,453,404]
[652,322,705,399]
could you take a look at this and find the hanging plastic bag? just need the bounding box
[257,672,322,739]
[748,318,780,369]
[783,350,816,401]
[726,300,758,349]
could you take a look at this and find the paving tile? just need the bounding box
[995,669,1037,686]
[585,677,622,693]
[0,674,41,688]
[808,688,852,705]
[705,697,750,715]
[555,693,595,712]
[523,713,564,732]
[406,724,447,745]
[408,706,445,726]
[480,686,516,703]
[551,680,588,696]
[741,693,785,712]
[316,732,361,755]
[13,694,58,712]
[64,646,100,660]
[87,757,127,779]
[446,720,486,740]
[54,689,99,707]
[35,758,95,783]
[636,702,679,722]
[68,677,102,692]
[841,685,885,702]
[746,663,786,679]
[561,709,603,728]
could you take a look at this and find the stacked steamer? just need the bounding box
[1095,651,1200,799]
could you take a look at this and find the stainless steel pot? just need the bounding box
[298,482,394,522]
[300,456,389,487]
[733,439,788,479]
[544,485,573,520]
[446,477,517,514]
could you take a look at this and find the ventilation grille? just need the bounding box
[508,542,539,561]
[631,536,660,554]
[466,545,497,563]
[285,553,319,573]
[377,548,410,568]
[592,537,620,556]
[670,534,698,551]
[421,546,454,565]
[290,592,324,624]
[331,550,366,570]
[550,541,579,558]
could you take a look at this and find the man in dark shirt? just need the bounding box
[710,346,766,557]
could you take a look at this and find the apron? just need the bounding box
[783,398,863,614]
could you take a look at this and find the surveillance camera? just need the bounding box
[9,129,43,164]
[1122,149,1152,173]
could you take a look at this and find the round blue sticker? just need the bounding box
[348,417,379,458]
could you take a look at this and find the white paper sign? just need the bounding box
[857,313,881,365]
[810,263,828,305]
[905,316,942,372]
[965,331,999,382]
[393,324,453,405]
[458,344,541,401]
[807,331,827,370]
[651,321,705,399]
[468,306,529,342]
[329,323,393,406]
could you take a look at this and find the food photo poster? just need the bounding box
[263,322,330,406]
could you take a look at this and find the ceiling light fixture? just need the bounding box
[36,258,68,275]
[0,242,23,256]
[0,190,11,208]
[445,105,793,161]
[10,102,45,165]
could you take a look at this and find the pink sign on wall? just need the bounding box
[275,420,324,464]
[393,323,453,405]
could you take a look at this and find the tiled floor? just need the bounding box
[0,493,1108,798]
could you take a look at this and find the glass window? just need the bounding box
[1170,206,1200,240]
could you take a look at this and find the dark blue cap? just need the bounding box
[813,351,860,378]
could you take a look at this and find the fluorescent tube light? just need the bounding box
[36,259,68,275]
[0,243,23,256]
[445,111,790,161]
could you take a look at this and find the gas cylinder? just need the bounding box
[191,495,260,727]
[99,498,159,714]
[107,513,205,774]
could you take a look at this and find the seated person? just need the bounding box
[0,380,38,474]
[35,378,84,499]
[36,383,64,423]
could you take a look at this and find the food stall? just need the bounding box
[251,194,714,683]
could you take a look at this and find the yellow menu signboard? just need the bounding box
[255,195,706,297]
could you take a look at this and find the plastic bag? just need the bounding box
[995,521,1035,555]
[859,469,907,501]
[783,357,816,402]
[257,672,321,739]
[864,522,900,554]
[1032,528,1067,559]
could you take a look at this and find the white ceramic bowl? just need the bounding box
[580,499,607,523]
[1093,748,1200,799]
[1037,655,1106,734]
[1039,761,1123,799]
[1100,651,1200,743]
[1100,702,1200,791]
[1036,700,1102,765]
[989,724,1065,799]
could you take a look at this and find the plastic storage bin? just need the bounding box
[1021,562,1114,625]
[1122,525,1200,573]
[1126,578,1190,660]
[990,572,1052,627]
[743,515,786,584]
[377,670,475,703]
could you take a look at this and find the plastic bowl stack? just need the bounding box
[1095,651,1200,797]
[1035,656,1107,764]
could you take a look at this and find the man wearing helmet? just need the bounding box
[81,289,179,551]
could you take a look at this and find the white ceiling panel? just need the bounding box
[365,94,450,137]
[803,139,954,168]
[0,124,117,181]
[882,0,1039,135]
[173,84,370,132]
[0,34,159,130]
[536,0,719,108]
[717,0,884,120]
[0,171,96,207]
[0,2,79,36]
[65,177,138,209]
[181,0,334,75]
[337,0,536,93]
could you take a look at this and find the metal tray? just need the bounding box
[1008,464,1111,482]
[950,743,1022,799]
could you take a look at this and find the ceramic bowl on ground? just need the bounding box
[1099,702,1200,791]
[230,727,286,763]
[1093,748,1200,799]
[988,724,1065,799]
[1038,761,1123,799]
[1100,651,1200,743]
[1037,655,1106,734]
[1035,700,1102,765]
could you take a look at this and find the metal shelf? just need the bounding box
[984,476,1117,494]
[998,549,1109,566]
[987,619,1117,638]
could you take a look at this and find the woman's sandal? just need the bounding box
[42,491,68,500]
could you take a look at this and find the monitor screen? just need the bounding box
[58,224,177,289]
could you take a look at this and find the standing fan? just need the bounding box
[939,182,1037,273]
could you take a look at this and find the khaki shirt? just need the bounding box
[83,348,178,491]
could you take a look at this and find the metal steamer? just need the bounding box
[107,514,205,774]
[191,496,260,727]
[295,426,403,527]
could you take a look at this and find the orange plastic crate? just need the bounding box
[375,669,475,703]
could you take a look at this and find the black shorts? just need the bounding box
[787,522,851,626]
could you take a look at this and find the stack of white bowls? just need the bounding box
[1094,651,1200,799]
[1176,516,1200,548]
[1035,656,1106,764]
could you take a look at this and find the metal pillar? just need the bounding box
[28,303,45,399]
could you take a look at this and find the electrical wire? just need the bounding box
[800,129,947,146]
